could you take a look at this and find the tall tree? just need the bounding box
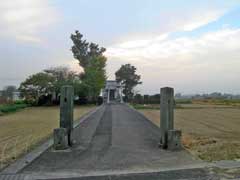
[83,56,107,100]
[115,64,142,101]
[71,30,106,69]
[70,31,107,101]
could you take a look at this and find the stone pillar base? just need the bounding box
[53,128,69,150]
[167,129,182,151]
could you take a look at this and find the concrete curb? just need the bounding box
[1,105,104,174]
[213,159,240,169]
[0,166,213,180]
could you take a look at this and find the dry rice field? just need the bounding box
[0,106,95,169]
[139,105,240,161]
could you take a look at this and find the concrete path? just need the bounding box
[1,103,218,179]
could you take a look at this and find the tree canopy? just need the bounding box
[19,72,55,103]
[19,32,107,105]
[71,31,107,101]
[19,67,82,104]
[115,64,142,101]
[83,56,107,99]
[44,66,81,96]
[71,30,106,69]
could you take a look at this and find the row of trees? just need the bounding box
[19,31,107,105]
[17,31,142,105]
[132,94,160,104]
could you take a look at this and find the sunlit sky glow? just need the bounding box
[0,0,240,94]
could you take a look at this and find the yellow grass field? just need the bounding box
[0,105,95,169]
[139,105,240,161]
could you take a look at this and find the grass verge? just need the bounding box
[0,103,28,114]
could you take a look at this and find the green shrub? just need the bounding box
[14,100,25,104]
[24,98,38,106]
[0,104,28,113]
[175,99,192,104]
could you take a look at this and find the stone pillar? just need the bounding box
[160,87,174,149]
[60,85,74,146]
[114,89,116,100]
[107,89,110,104]
[119,87,123,103]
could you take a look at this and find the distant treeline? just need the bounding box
[175,92,240,100]
[131,92,240,105]
[132,94,160,104]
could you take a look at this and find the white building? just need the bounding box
[103,80,123,103]
[12,91,21,101]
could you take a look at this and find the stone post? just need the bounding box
[160,87,174,149]
[167,129,182,150]
[60,85,74,146]
[107,89,110,104]
[53,128,68,150]
[119,87,123,103]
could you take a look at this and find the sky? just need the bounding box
[0,0,240,94]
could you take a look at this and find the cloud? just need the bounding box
[0,0,58,43]
[106,27,240,93]
[181,9,225,31]
[107,28,240,66]
[112,8,226,53]
[66,60,83,73]
[15,35,43,43]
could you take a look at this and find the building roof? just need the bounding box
[105,80,121,90]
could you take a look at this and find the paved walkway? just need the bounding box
[1,103,218,179]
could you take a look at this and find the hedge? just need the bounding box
[0,103,28,113]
